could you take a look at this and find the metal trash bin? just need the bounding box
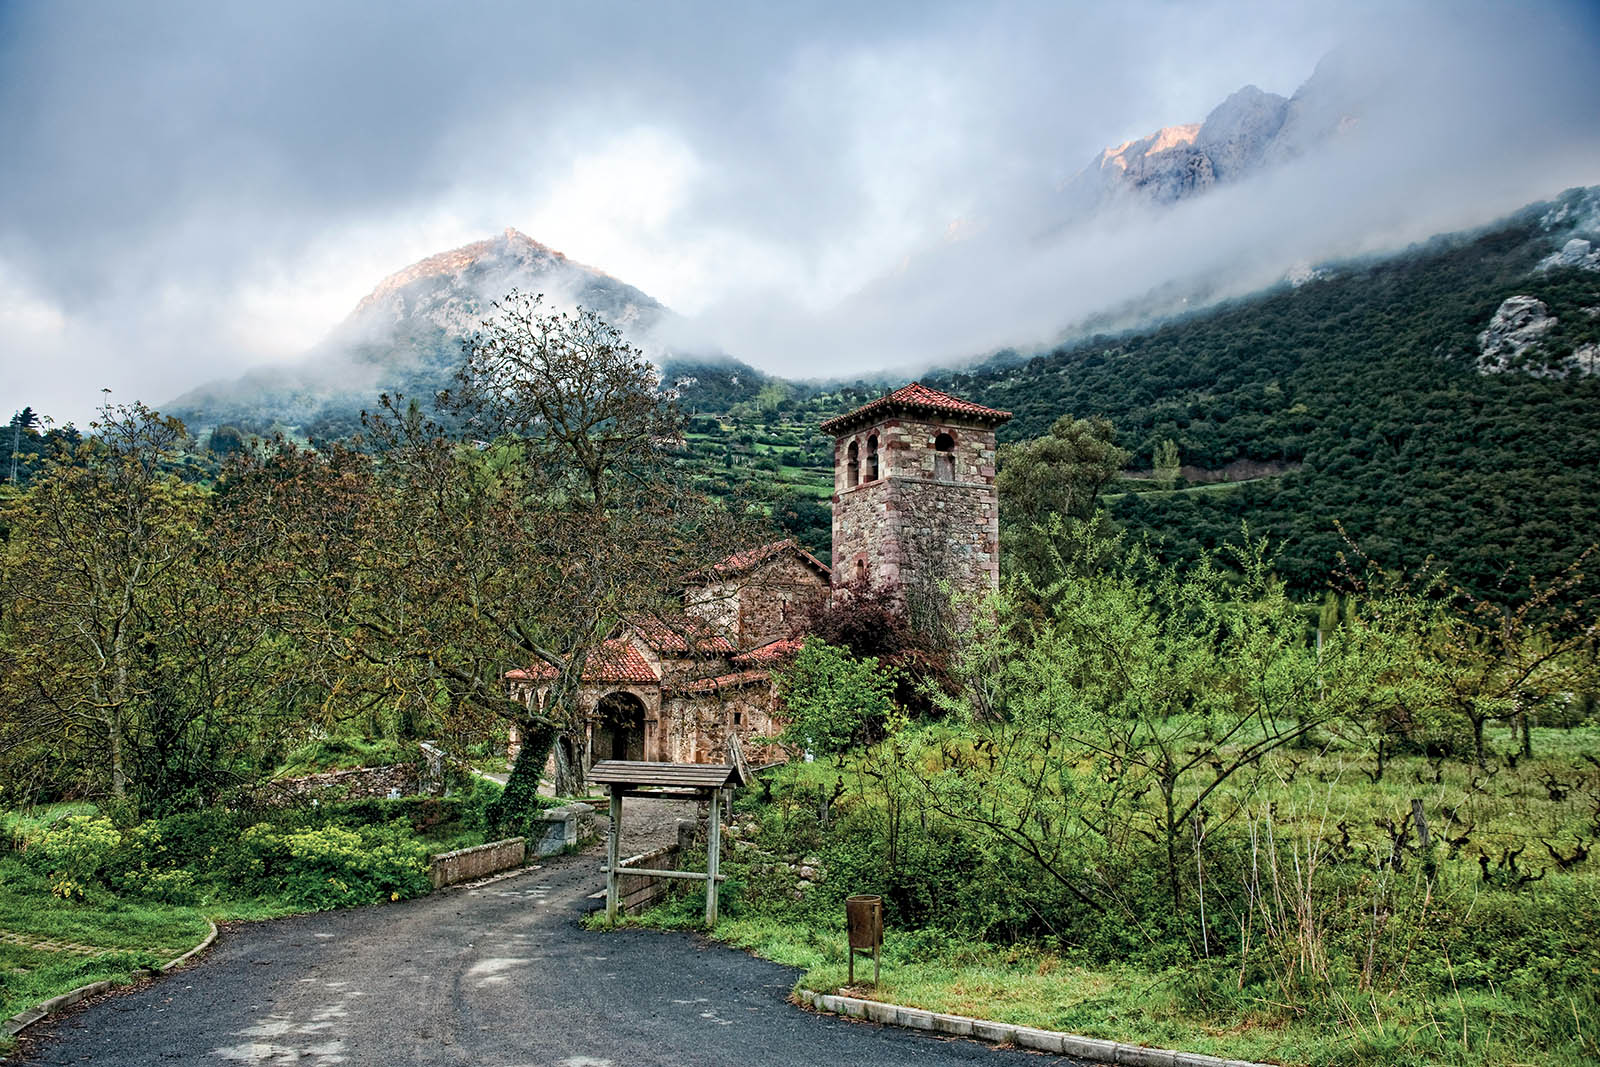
[846,894,882,985]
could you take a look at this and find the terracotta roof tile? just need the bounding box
[630,615,736,654]
[504,639,659,686]
[731,636,805,667]
[671,669,772,695]
[710,538,831,579]
[819,382,1012,435]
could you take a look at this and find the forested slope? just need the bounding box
[934,188,1600,596]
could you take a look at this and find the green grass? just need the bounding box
[0,943,167,1022]
[273,735,413,777]
[627,727,1600,1067]
[0,859,208,953]
[0,856,213,1027]
[0,785,503,1047]
[679,910,1598,1067]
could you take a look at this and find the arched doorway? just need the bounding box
[593,691,646,762]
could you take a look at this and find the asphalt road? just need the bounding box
[12,850,1088,1066]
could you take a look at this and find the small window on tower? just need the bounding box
[733,711,743,725]
[854,558,867,583]
[846,440,860,487]
[866,434,880,481]
[934,432,956,480]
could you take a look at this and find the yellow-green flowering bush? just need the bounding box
[30,815,120,900]
[232,821,430,909]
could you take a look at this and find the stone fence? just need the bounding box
[615,843,683,915]
[261,763,422,804]
[531,803,597,857]
[428,837,527,889]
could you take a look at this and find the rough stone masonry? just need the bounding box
[823,383,1011,617]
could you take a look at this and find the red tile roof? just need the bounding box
[630,615,735,654]
[709,538,831,579]
[504,639,659,686]
[819,382,1012,436]
[731,636,804,668]
[672,669,772,695]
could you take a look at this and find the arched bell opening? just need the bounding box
[933,431,956,481]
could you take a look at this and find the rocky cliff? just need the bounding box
[1063,51,1365,212]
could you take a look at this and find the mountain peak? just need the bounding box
[1063,60,1353,212]
[352,229,569,317]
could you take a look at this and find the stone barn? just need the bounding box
[506,542,829,768]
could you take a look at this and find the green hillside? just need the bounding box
[931,187,1600,597]
[64,188,1600,603]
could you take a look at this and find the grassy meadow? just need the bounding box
[633,725,1600,1067]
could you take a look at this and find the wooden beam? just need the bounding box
[705,785,722,927]
[602,866,727,882]
[606,786,622,922]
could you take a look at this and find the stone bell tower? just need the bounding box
[821,383,1011,619]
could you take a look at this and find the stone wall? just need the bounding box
[832,414,1001,613]
[685,554,828,649]
[261,763,422,804]
[661,680,779,764]
[530,802,596,856]
[615,842,683,915]
[427,837,527,888]
[736,555,829,648]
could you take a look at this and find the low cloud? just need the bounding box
[0,1,1596,423]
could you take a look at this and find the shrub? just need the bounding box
[29,815,120,900]
[232,821,430,910]
[109,822,201,904]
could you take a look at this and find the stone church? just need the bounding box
[508,382,1010,767]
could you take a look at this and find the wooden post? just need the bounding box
[705,786,721,927]
[606,786,622,921]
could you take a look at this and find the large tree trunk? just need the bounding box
[109,622,130,801]
[487,718,557,834]
[552,732,583,799]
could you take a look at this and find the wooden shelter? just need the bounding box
[589,759,747,925]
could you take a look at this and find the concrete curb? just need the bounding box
[3,920,219,1039]
[796,989,1270,1067]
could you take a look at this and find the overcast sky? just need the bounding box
[2,0,1598,426]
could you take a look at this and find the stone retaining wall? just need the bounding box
[262,763,422,803]
[428,837,526,889]
[531,803,596,856]
[616,843,682,915]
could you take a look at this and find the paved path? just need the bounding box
[11,845,1087,1066]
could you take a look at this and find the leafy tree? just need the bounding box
[0,404,292,809]
[206,424,246,456]
[9,406,39,484]
[444,291,683,510]
[1152,437,1180,488]
[995,415,1129,586]
[755,381,792,413]
[774,640,897,758]
[1428,554,1600,765]
[917,526,1431,912]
